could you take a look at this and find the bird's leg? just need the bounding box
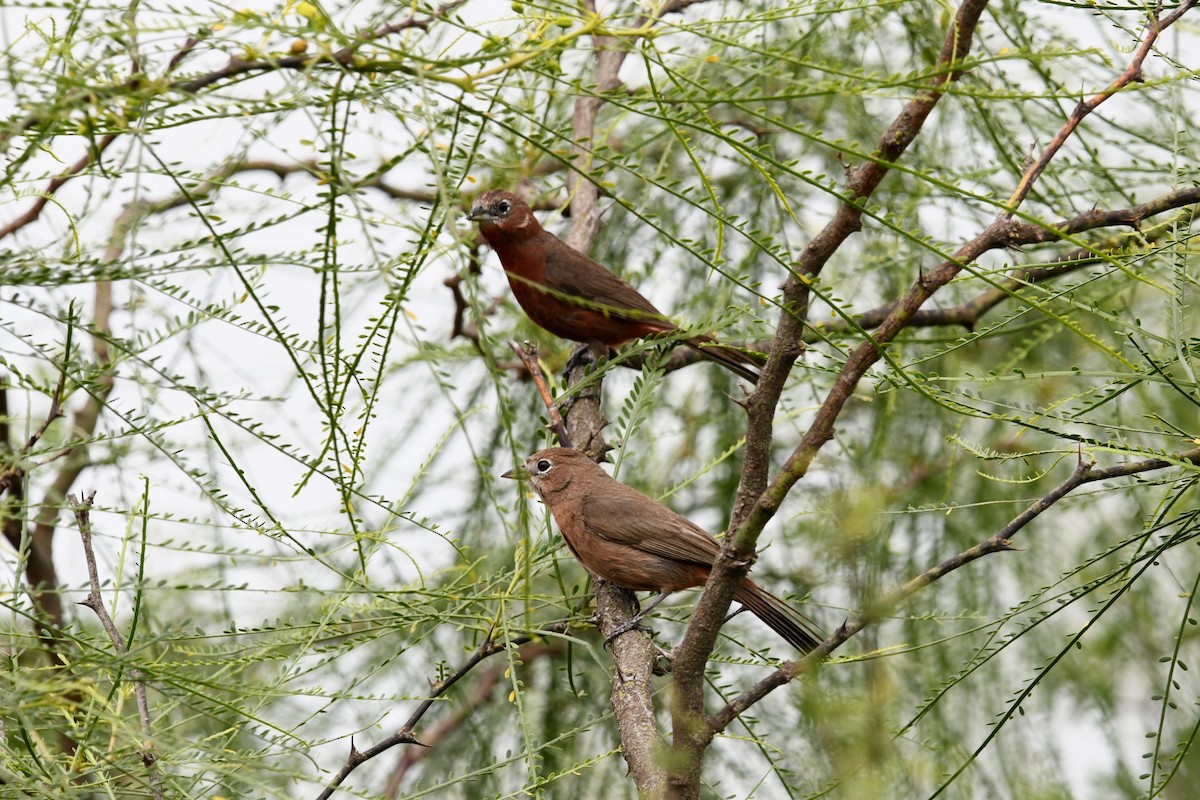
[724,605,751,624]
[604,591,672,646]
[562,340,609,379]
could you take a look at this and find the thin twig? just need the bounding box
[0,312,85,706]
[0,2,465,153]
[811,194,1200,337]
[0,134,119,241]
[176,0,467,94]
[508,341,572,447]
[70,492,165,800]
[1004,0,1198,214]
[0,359,67,499]
[382,641,565,797]
[315,622,570,800]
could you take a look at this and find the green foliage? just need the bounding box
[0,0,1197,798]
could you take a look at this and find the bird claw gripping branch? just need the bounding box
[503,448,823,653]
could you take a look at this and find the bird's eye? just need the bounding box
[496,200,511,215]
[535,459,552,473]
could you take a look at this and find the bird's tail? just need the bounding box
[735,581,823,653]
[685,337,765,383]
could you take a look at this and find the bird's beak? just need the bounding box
[501,465,528,480]
[466,205,491,223]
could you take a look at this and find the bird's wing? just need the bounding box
[541,236,674,327]
[580,490,721,567]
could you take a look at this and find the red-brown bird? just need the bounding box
[503,447,822,652]
[468,190,763,382]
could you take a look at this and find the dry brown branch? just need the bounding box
[0,134,119,241]
[70,491,165,800]
[316,622,571,800]
[0,365,66,501]
[176,0,467,95]
[381,641,565,797]
[443,272,519,371]
[0,356,70,670]
[810,194,1200,338]
[508,341,572,447]
[22,282,116,671]
[1004,0,1198,213]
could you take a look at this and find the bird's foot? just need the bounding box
[603,615,653,648]
[723,606,750,625]
[562,342,608,379]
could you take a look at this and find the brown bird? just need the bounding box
[503,447,822,652]
[468,190,763,382]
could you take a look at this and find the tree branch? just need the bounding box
[0,2,466,154]
[381,641,566,797]
[1003,0,1198,213]
[509,342,572,447]
[666,3,995,792]
[316,622,570,800]
[707,444,1200,735]
[176,1,467,95]
[811,194,1200,337]
[0,135,119,241]
[70,491,165,800]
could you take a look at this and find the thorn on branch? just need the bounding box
[167,35,202,73]
[917,262,932,289]
[837,152,853,181]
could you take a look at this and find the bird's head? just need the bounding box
[467,190,538,238]
[502,447,598,500]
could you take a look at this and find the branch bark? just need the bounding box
[810,192,1200,337]
[658,11,1199,789]
[381,641,566,797]
[667,0,994,795]
[70,491,166,800]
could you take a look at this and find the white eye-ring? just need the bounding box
[535,458,552,473]
[496,199,511,215]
